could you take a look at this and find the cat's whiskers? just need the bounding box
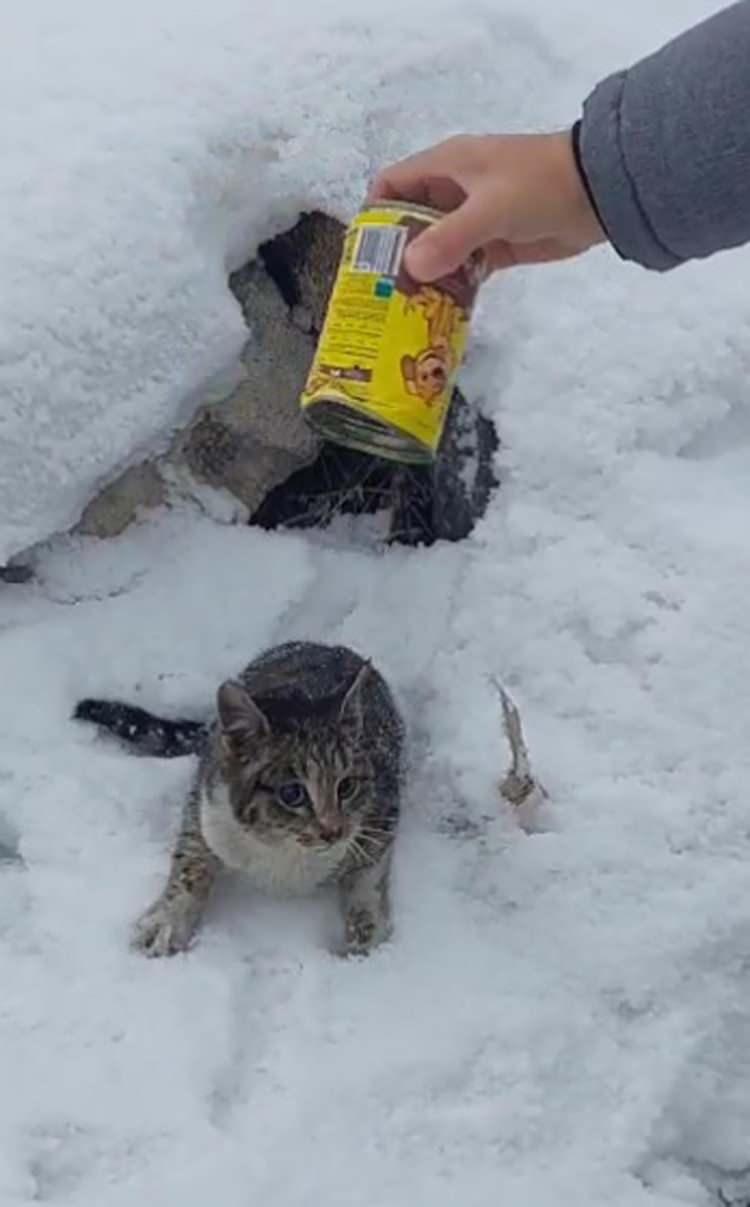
[344,834,374,868]
[359,831,381,850]
[357,827,393,848]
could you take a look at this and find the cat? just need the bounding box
[75,641,404,958]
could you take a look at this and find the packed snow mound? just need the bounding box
[1,0,729,561]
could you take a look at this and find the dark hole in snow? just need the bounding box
[0,563,33,586]
[234,211,499,548]
[0,813,22,865]
[251,395,498,547]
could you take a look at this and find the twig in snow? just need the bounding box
[491,678,547,811]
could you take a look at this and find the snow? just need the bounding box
[3,0,750,1204]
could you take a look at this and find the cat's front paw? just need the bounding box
[341,908,391,958]
[131,894,201,958]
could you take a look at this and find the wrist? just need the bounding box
[553,127,606,251]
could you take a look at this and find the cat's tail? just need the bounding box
[74,699,208,758]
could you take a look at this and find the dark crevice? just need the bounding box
[0,564,33,585]
[257,237,303,312]
[250,397,498,548]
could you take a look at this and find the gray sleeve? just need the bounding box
[579,1,750,270]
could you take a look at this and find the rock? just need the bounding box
[77,462,167,539]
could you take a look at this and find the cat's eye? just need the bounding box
[337,776,357,802]
[276,781,308,809]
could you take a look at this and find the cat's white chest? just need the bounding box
[200,785,342,895]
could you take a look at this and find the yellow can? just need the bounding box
[300,202,484,464]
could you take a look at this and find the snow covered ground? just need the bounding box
[4,1,750,1203]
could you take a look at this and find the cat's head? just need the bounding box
[213,664,375,849]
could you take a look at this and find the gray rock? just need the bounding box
[77,462,167,539]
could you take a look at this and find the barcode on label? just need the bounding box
[353,225,406,277]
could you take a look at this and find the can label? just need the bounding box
[300,204,483,457]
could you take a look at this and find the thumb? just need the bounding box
[404,191,502,281]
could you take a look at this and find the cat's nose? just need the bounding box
[319,821,344,843]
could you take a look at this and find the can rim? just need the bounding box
[358,200,442,223]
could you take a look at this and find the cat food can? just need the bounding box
[299,202,485,464]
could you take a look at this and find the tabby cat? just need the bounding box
[75,642,403,958]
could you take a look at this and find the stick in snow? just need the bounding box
[491,678,546,810]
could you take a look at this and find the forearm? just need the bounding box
[579,1,750,270]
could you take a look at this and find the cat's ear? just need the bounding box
[338,662,372,736]
[217,680,269,756]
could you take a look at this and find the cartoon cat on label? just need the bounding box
[76,642,403,958]
[400,286,464,406]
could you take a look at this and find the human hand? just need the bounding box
[368,132,606,281]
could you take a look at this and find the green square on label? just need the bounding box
[374,279,394,299]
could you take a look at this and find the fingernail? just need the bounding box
[405,237,442,281]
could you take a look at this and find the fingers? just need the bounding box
[368,139,464,204]
[405,190,507,280]
[369,137,510,279]
[368,170,427,206]
[366,131,601,280]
